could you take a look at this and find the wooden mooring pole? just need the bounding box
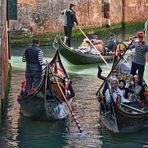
[0,29,2,131]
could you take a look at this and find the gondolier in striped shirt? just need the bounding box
[22,39,45,90]
[130,31,148,79]
[61,3,78,47]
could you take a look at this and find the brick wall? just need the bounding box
[9,0,148,35]
[124,0,148,22]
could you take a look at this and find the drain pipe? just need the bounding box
[0,0,3,130]
[121,0,126,40]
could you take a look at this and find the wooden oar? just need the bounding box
[44,64,50,116]
[96,39,134,96]
[79,27,111,70]
[49,66,83,133]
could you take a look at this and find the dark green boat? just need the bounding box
[53,33,113,65]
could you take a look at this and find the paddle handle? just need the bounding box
[49,67,83,133]
[79,27,111,70]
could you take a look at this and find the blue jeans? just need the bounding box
[25,70,42,90]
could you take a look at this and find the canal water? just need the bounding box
[7,32,148,148]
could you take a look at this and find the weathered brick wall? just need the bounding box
[9,0,148,35]
[10,0,104,35]
[110,0,122,24]
[124,0,148,22]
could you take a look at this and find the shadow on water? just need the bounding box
[102,127,148,148]
[17,115,69,148]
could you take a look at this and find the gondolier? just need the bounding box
[97,44,148,134]
[53,34,113,65]
[61,3,78,47]
[22,39,45,90]
[104,32,119,55]
[18,50,76,122]
[130,31,148,79]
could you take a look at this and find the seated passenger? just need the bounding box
[119,80,134,99]
[111,69,119,78]
[91,34,104,54]
[104,32,119,55]
[80,38,90,48]
[128,74,143,101]
[78,38,92,53]
[105,77,130,107]
[91,35,104,45]
[142,81,148,99]
[140,81,148,109]
[116,42,127,54]
[79,38,101,55]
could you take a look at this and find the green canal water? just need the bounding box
[9,32,148,148]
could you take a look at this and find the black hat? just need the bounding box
[32,39,39,44]
[110,32,115,37]
[70,3,75,7]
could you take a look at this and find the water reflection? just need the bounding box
[18,116,68,148]
[17,75,103,148]
[63,75,103,148]
[103,127,148,148]
[10,31,148,148]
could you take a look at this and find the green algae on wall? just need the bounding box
[10,20,146,47]
[1,64,12,120]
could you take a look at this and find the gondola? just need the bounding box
[17,49,75,121]
[99,96,148,133]
[96,41,148,133]
[53,33,113,65]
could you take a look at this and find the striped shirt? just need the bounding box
[22,49,44,66]
[132,42,148,65]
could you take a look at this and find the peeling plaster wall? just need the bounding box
[124,0,148,22]
[9,0,148,35]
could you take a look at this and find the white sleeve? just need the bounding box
[22,53,26,62]
[38,50,44,65]
[105,89,111,104]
